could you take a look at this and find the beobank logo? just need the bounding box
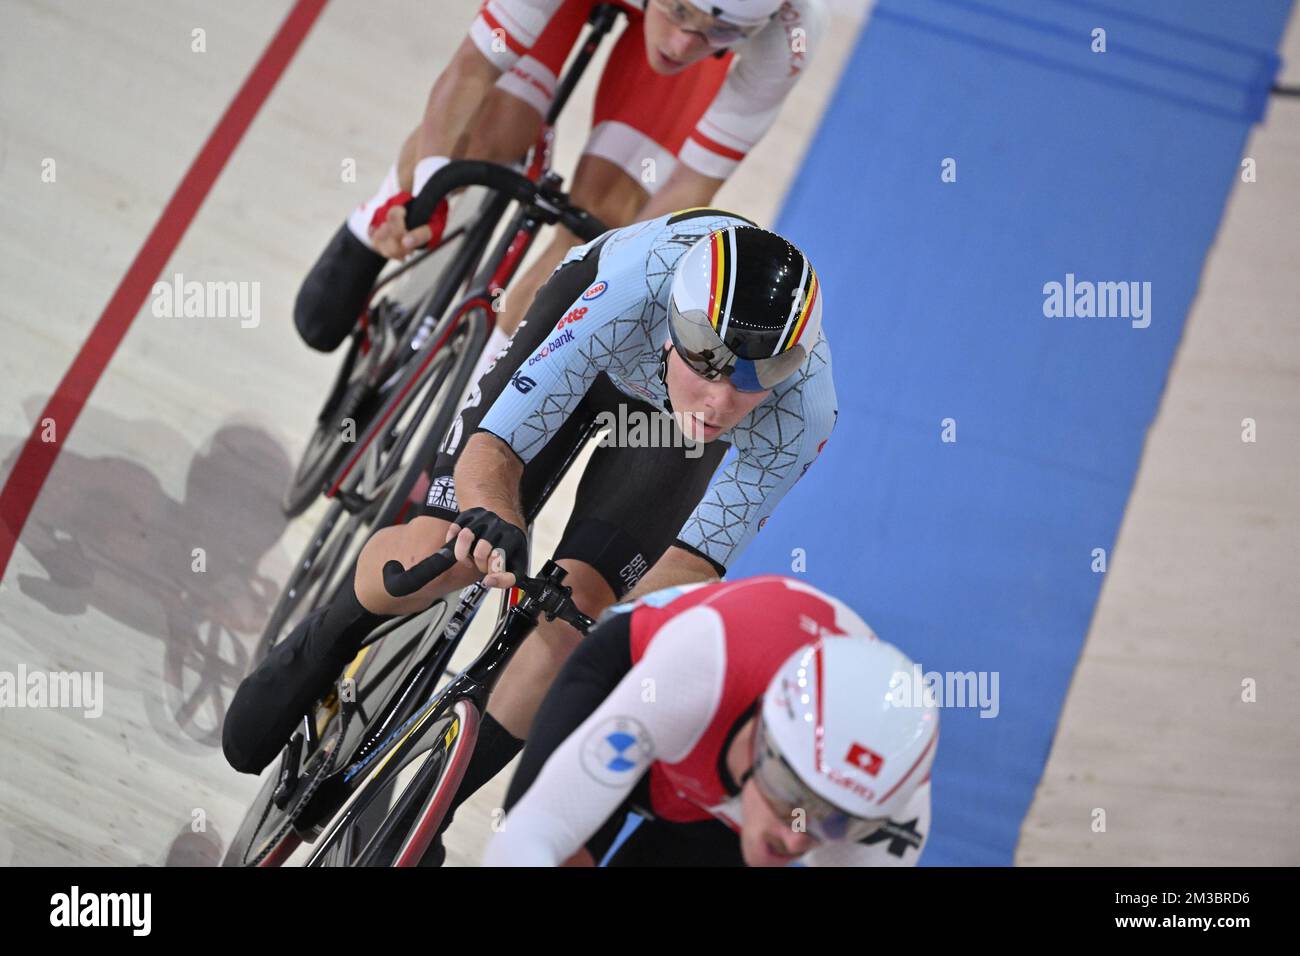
[557,306,587,329]
[528,328,575,366]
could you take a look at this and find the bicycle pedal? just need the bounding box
[271,731,305,809]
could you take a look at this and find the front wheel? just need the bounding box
[390,698,481,867]
[305,698,480,867]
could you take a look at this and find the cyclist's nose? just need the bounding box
[710,380,747,416]
[665,29,699,59]
[781,828,816,857]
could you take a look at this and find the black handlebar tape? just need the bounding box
[381,546,458,598]
[404,160,608,242]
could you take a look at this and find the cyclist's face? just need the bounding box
[643,0,724,74]
[664,343,770,441]
[739,771,819,866]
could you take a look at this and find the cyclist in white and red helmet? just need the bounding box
[295,0,828,363]
[483,576,938,866]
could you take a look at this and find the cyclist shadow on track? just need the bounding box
[3,400,295,753]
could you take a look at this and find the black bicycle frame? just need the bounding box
[298,561,593,845]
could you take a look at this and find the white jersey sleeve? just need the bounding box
[470,0,568,71]
[682,0,828,178]
[801,780,932,867]
[482,608,727,866]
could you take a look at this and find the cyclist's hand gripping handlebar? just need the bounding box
[403,160,608,243]
[381,508,528,598]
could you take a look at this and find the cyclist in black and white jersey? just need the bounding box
[225,208,837,862]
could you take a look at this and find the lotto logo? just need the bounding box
[846,742,884,777]
[581,280,608,301]
[557,306,587,329]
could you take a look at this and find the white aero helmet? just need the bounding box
[754,634,939,841]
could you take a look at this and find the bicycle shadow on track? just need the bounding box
[2,400,295,754]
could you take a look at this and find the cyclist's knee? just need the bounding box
[554,558,616,620]
[357,516,464,613]
[568,155,646,226]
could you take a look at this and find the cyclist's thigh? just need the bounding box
[504,608,634,809]
[584,9,733,185]
[419,233,610,523]
[502,609,646,858]
[553,405,729,596]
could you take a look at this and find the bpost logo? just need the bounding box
[527,328,575,366]
[581,280,608,301]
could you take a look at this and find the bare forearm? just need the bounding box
[454,432,526,528]
[414,39,502,171]
[623,546,719,602]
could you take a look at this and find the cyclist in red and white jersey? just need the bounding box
[484,576,939,866]
[295,0,827,374]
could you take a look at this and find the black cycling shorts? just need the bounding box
[421,236,728,597]
[504,611,745,866]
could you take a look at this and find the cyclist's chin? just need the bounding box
[645,45,696,74]
[674,410,725,443]
[739,828,797,868]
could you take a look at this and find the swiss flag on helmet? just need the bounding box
[845,742,884,777]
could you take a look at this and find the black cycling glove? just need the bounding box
[450,507,529,579]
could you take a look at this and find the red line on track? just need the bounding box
[0,0,328,580]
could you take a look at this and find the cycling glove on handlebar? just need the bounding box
[450,507,529,580]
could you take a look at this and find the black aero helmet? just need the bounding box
[667,225,822,391]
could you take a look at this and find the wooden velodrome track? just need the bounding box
[0,0,1295,866]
